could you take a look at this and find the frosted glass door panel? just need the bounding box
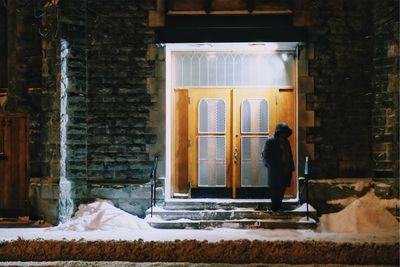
[241,99,269,133]
[198,136,226,186]
[241,137,268,187]
[199,99,226,133]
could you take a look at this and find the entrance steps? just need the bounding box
[145,200,317,230]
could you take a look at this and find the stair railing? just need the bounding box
[304,156,309,220]
[149,155,159,217]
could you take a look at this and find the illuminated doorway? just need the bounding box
[165,43,299,200]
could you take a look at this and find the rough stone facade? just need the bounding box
[0,0,398,222]
[30,2,62,224]
[84,0,162,217]
[0,3,7,88]
[372,0,399,182]
[306,0,374,178]
[86,0,157,182]
[0,0,59,222]
[299,0,399,213]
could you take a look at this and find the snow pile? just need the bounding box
[320,190,399,233]
[293,203,316,212]
[299,216,316,223]
[52,199,151,231]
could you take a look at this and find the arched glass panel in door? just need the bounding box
[240,99,269,187]
[241,99,269,134]
[198,99,226,187]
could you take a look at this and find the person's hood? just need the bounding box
[274,122,292,138]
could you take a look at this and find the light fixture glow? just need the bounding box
[265,43,278,50]
[197,43,213,48]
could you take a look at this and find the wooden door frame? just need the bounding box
[165,44,299,201]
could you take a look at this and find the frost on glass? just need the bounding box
[175,53,294,87]
[198,136,226,186]
[199,99,226,133]
[241,99,268,133]
[241,136,268,187]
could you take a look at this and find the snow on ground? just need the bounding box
[293,203,316,212]
[320,190,399,233]
[0,196,398,244]
[0,226,398,244]
[51,199,151,231]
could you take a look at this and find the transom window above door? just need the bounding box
[171,43,297,88]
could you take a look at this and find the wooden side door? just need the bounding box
[0,113,29,216]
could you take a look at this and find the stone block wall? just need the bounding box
[58,0,88,222]
[87,182,164,217]
[0,0,59,222]
[372,0,399,181]
[5,0,43,180]
[2,0,398,222]
[83,0,162,216]
[86,0,158,182]
[30,0,163,221]
[0,3,7,88]
[31,3,61,224]
[305,0,374,178]
[298,0,399,214]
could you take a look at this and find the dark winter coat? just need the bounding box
[262,123,295,188]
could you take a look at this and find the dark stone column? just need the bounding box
[37,3,61,224]
[58,0,88,222]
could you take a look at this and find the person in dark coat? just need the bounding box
[262,122,295,211]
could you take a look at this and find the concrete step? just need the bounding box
[146,217,317,230]
[146,207,317,221]
[145,203,317,229]
[161,199,299,211]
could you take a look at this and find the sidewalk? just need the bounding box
[0,227,398,265]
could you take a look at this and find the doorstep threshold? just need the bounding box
[165,198,299,203]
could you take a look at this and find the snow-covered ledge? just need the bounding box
[302,178,399,217]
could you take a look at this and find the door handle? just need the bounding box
[234,147,238,164]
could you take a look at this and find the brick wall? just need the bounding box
[372,0,399,181]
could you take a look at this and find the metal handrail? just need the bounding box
[304,156,309,220]
[149,156,159,217]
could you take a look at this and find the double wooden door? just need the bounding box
[173,88,296,198]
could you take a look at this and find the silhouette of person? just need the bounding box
[262,122,295,211]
